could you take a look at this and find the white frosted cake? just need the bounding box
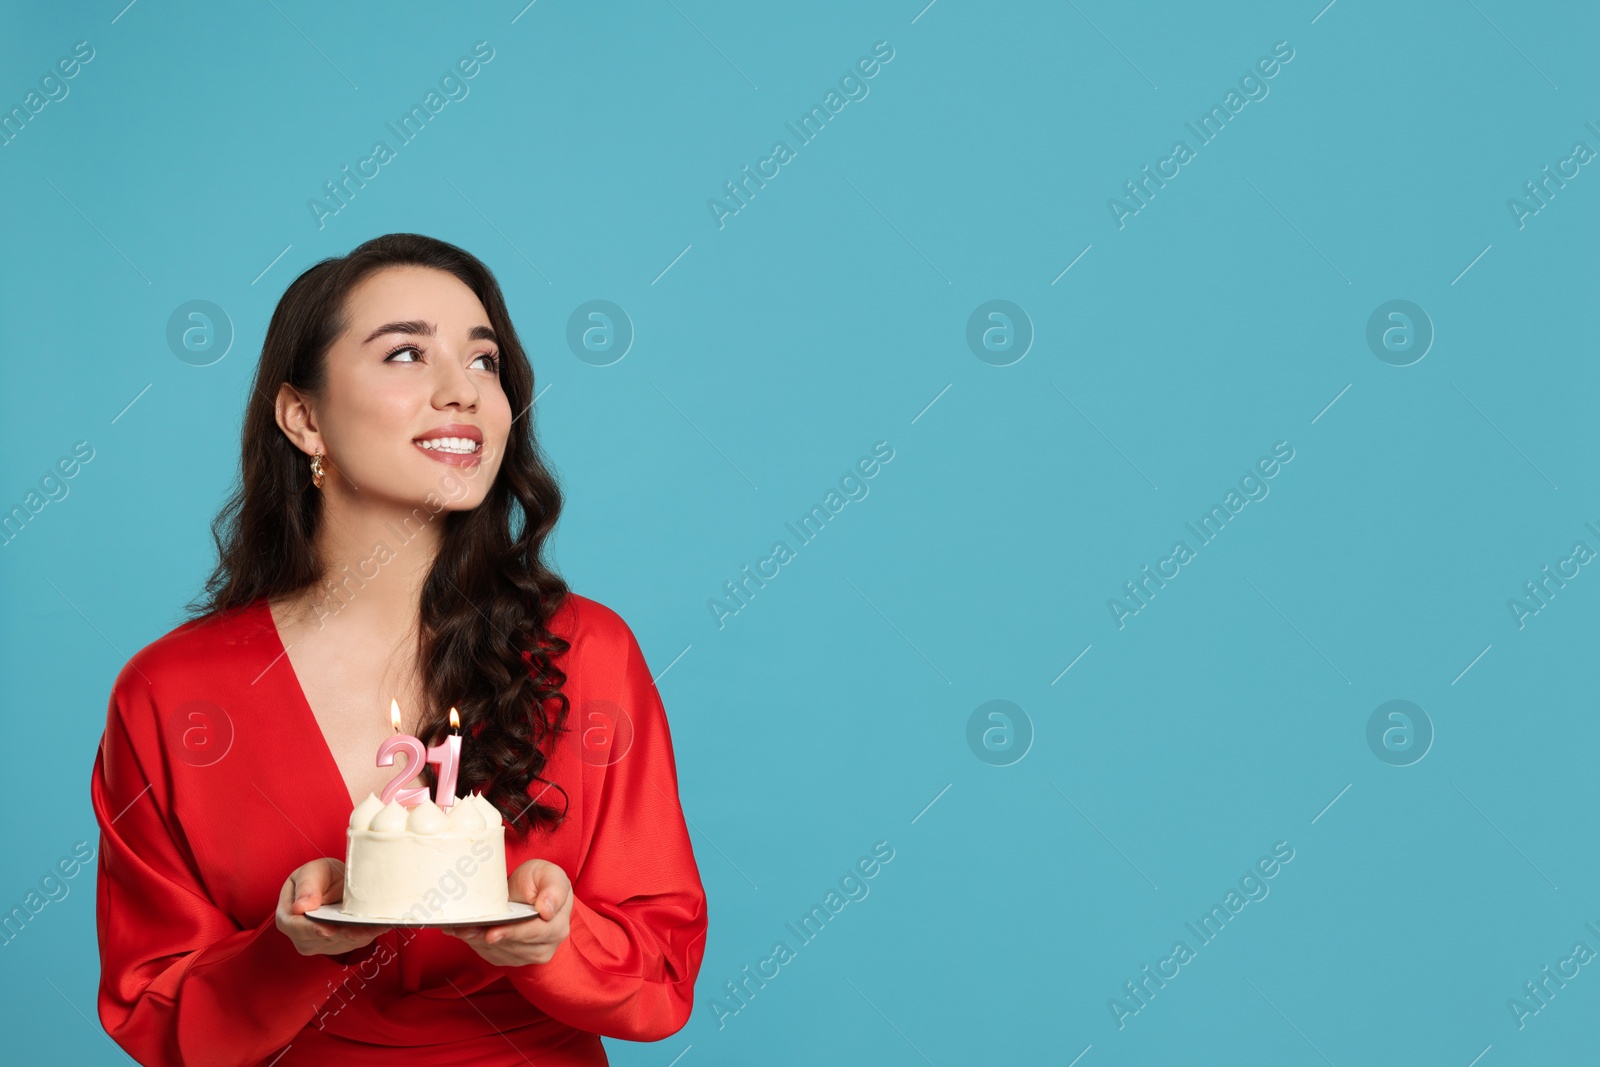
[340,791,508,922]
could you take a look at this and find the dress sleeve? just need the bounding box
[504,621,709,1041]
[92,670,353,1067]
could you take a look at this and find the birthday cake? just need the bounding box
[340,791,509,922]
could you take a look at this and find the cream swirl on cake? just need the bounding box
[340,791,508,922]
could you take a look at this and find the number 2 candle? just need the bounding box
[376,698,429,806]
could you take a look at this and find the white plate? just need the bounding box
[304,901,539,927]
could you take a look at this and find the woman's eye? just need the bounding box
[384,345,422,363]
[471,353,500,371]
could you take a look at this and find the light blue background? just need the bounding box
[2,0,1597,1063]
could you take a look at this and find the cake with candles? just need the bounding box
[340,789,510,922]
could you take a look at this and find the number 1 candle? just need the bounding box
[427,706,462,811]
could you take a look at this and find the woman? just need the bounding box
[90,233,708,1065]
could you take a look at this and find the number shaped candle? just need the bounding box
[377,698,430,806]
[427,706,462,810]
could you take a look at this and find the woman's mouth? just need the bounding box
[412,436,483,467]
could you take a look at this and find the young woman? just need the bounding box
[90,233,707,1065]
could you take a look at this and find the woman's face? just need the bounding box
[296,265,513,512]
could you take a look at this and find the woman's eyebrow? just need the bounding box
[361,321,498,345]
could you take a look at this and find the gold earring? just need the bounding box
[310,449,326,490]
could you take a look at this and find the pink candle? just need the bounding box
[427,706,462,810]
[377,698,429,806]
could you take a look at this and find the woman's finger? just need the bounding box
[289,866,324,914]
[291,859,347,914]
[535,868,570,920]
[508,859,541,905]
[511,859,570,919]
[483,916,542,946]
[541,881,568,918]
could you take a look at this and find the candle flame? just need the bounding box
[390,698,401,731]
[449,706,460,731]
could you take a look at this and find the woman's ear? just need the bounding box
[275,382,322,456]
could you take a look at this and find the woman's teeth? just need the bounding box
[414,437,479,454]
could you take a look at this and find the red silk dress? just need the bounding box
[90,592,708,1066]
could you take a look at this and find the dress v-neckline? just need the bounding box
[253,595,371,814]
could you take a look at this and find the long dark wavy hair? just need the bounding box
[187,233,571,841]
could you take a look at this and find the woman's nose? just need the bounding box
[432,353,478,408]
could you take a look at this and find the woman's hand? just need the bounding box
[442,859,573,966]
[276,858,390,956]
